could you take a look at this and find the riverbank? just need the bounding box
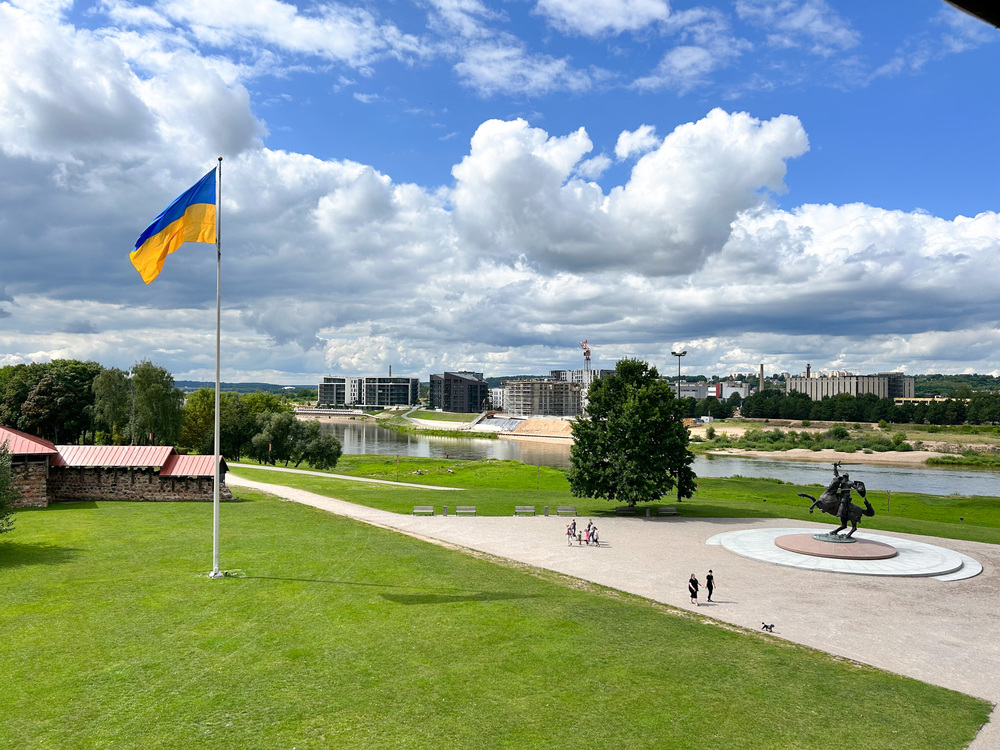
[705,447,949,466]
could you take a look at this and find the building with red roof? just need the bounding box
[1,426,230,508]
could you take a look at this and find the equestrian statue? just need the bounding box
[797,462,875,539]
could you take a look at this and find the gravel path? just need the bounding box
[228,473,999,748]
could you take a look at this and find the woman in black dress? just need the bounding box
[688,573,699,606]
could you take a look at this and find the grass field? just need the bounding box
[0,491,989,749]
[233,456,1000,545]
[409,410,479,423]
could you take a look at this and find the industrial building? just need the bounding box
[429,371,489,413]
[318,375,419,408]
[785,369,915,401]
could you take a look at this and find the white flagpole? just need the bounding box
[210,156,224,579]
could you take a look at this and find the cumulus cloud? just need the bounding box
[614,124,660,160]
[451,110,808,274]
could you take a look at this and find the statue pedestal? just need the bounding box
[812,532,856,543]
[774,533,898,560]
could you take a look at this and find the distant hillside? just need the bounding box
[175,381,316,394]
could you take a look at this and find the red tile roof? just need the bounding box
[2,427,222,478]
[160,453,228,477]
[0,426,58,455]
[51,445,177,468]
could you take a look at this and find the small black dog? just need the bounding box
[761,623,774,632]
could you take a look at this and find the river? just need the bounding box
[320,420,1000,497]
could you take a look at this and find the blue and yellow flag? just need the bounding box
[131,168,217,284]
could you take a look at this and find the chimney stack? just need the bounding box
[760,363,764,392]
[806,363,811,379]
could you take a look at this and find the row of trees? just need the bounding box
[740,389,994,426]
[0,360,342,469]
[0,360,182,445]
[177,390,341,468]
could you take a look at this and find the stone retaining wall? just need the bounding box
[47,467,233,503]
[11,460,49,508]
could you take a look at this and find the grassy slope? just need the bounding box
[0,495,988,749]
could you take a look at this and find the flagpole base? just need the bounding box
[208,569,225,579]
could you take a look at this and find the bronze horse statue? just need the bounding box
[797,462,874,538]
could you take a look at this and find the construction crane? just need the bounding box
[580,340,591,372]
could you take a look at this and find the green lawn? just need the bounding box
[233,457,1000,544]
[409,410,479,422]
[0,494,989,749]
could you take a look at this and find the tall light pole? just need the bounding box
[670,350,687,503]
[670,350,686,399]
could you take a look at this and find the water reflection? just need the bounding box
[319,420,999,497]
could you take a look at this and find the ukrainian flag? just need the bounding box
[131,168,217,284]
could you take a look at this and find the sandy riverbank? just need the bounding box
[703,447,949,466]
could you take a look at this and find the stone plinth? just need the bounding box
[775,533,898,560]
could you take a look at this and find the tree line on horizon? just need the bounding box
[742,386,1000,426]
[0,360,340,468]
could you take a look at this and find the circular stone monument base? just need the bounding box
[775,533,898,560]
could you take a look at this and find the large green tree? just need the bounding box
[178,389,255,459]
[92,367,133,444]
[569,359,696,507]
[131,360,184,445]
[0,443,18,536]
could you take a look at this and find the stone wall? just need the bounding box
[11,460,49,508]
[47,467,233,503]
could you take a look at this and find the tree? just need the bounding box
[250,411,300,465]
[0,443,18,536]
[179,390,256,459]
[93,367,133,444]
[131,360,184,445]
[291,419,342,469]
[569,359,695,507]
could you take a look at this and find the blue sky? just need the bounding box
[1,0,998,383]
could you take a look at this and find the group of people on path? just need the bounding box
[688,570,715,605]
[566,519,599,547]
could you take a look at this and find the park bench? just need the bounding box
[412,506,434,516]
[657,507,678,516]
[514,506,536,516]
[556,506,577,516]
[455,506,477,516]
[615,506,636,516]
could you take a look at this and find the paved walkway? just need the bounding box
[227,474,999,748]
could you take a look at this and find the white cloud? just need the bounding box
[736,0,860,56]
[632,10,749,93]
[153,0,428,67]
[614,124,660,160]
[454,41,592,96]
[534,0,670,37]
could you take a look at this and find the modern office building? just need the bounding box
[785,371,915,401]
[503,380,582,417]
[318,375,419,408]
[429,371,490,413]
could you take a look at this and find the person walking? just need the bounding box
[566,523,575,546]
[688,573,699,606]
[706,569,715,602]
